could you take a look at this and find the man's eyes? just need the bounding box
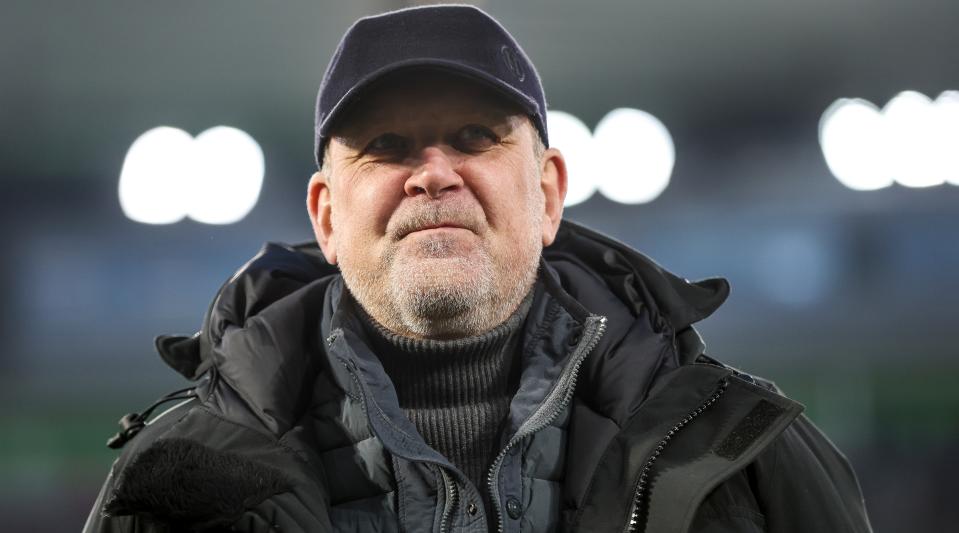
[364,133,409,155]
[361,125,499,159]
[453,124,499,151]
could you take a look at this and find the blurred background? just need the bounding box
[2,0,957,531]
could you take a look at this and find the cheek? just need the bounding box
[335,171,405,234]
[332,204,377,247]
[470,160,543,239]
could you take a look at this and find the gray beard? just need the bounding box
[388,236,496,337]
[341,234,541,340]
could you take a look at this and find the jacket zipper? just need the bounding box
[486,315,608,533]
[439,468,459,533]
[334,344,464,533]
[622,378,729,533]
[333,319,606,533]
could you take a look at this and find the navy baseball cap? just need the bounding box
[313,4,549,169]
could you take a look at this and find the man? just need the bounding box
[85,5,873,533]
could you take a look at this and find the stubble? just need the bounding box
[338,198,541,339]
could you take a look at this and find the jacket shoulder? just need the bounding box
[747,411,874,533]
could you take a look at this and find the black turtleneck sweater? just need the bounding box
[359,295,532,491]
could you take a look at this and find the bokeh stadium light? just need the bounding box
[819,90,959,191]
[119,126,264,225]
[547,108,675,206]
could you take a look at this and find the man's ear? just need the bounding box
[539,147,568,247]
[307,171,337,264]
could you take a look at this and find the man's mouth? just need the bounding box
[404,223,470,237]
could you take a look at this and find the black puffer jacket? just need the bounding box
[84,220,873,532]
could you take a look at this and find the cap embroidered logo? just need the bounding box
[501,45,526,82]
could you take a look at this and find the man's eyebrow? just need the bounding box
[330,132,368,152]
[336,108,522,142]
[330,114,382,142]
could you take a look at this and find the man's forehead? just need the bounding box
[331,69,526,136]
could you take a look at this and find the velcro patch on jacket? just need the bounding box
[104,438,291,528]
[714,399,784,460]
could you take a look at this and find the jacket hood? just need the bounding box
[547,221,729,335]
[156,241,336,382]
[543,221,729,431]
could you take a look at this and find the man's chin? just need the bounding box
[397,231,481,259]
[393,243,489,276]
[394,261,491,293]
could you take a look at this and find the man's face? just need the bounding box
[308,71,566,339]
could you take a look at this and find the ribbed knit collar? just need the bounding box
[355,291,534,408]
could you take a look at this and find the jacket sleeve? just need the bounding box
[83,399,196,533]
[83,461,332,533]
[82,397,334,533]
[83,461,172,533]
[751,413,874,533]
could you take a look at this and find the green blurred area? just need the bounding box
[751,360,959,443]
[2,359,957,503]
[1,398,129,494]
[0,386,170,499]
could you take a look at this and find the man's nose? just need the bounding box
[404,147,464,199]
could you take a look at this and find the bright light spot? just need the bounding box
[593,108,674,204]
[819,99,892,191]
[547,108,675,206]
[884,91,943,188]
[119,127,194,224]
[119,126,264,225]
[547,110,596,206]
[187,127,264,224]
[820,90,959,190]
[935,91,959,185]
